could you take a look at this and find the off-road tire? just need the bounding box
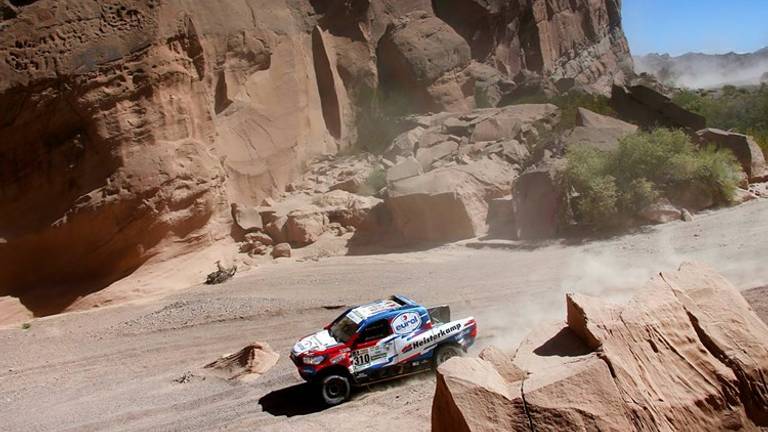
[433,344,463,369]
[320,374,351,406]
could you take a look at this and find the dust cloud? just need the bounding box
[635,51,768,88]
[473,204,768,353]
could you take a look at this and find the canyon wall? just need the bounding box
[0,0,633,316]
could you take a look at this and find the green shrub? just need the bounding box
[566,129,741,226]
[363,167,387,196]
[574,174,619,225]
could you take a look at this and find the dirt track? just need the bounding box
[2,200,768,432]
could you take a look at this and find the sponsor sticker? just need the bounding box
[392,311,422,335]
[401,322,462,353]
[349,300,400,322]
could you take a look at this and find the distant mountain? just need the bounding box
[635,48,768,89]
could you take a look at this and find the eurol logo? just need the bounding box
[393,312,422,335]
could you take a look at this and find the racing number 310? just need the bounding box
[352,352,370,366]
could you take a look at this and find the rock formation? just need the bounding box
[611,83,706,130]
[0,0,414,314]
[204,342,278,382]
[432,0,633,96]
[432,262,768,431]
[386,104,560,242]
[0,0,634,317]
[697,128,768,183]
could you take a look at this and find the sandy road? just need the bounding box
[2,200,768,432]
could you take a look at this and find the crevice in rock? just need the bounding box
[182,16,205,80]
[519,375,537,432]
[214,70,232,114]
[519,7,543,72]
[311,25,342,139]
[8,0,36,6]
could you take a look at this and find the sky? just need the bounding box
[623,0,768,56]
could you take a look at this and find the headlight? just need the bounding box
[302,355,325,365]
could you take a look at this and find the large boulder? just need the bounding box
[231,203,264,234]
[285,206,329,246]
[377,11,473,112]
[416,141,459,171]
[387,169,487,242]
[487,158,566,240]
[432,357,526,432]
[385,127,425,161]
[470,104,560,143]
[560,108,638,152]
[697,129,768,183]
[313,190,386,232]
[387,159,514,242]
[611,84,706,130]
[386,157,424,184]
[432,262,768,431]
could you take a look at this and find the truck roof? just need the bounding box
[345,295,420,325]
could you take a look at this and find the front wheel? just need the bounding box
[320,374,351,406]
[433,344,463,369]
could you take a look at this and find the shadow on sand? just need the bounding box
[258,383,330,417]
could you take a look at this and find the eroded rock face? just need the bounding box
[0,0,422,314]
[377,11,473,112]
[432,0,633,96]
[432,262,768,431]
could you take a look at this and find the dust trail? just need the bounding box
[635,51,768,88]
[473,202,768,353]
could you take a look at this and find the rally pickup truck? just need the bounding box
[290,295,477,405]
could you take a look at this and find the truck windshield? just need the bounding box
[329,313,359,343]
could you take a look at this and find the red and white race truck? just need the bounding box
[290,295,477,405]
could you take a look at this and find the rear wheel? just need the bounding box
[433,344,463,368]
[320,374,351,406]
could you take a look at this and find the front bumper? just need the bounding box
[290,353,318,381]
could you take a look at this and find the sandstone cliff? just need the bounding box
[0,0,633,317]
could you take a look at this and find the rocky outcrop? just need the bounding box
[697,129,768,183]
[377,11,473,113]
[433,0,633,96]
[385,105,560,243]
[432,262,768,431]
